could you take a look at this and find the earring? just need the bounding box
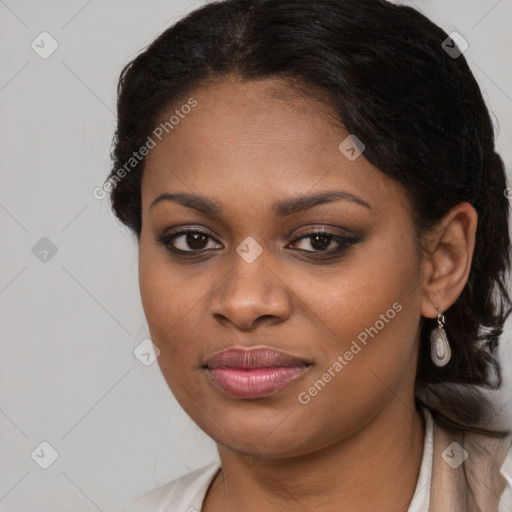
[430,306,451,367]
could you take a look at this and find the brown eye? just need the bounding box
[157,229,222,253]
[289,229,357,254]
[156,227,359,258]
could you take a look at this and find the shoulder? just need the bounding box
[117,461,221,512]
[429,412,512,512]
[499,442,512,511]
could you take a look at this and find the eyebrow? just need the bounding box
[149,190,371,217]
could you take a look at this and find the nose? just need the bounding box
[209,255,293,330]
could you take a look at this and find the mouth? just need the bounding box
[203,347,312,399]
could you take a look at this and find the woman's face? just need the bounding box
[139,77,427,457]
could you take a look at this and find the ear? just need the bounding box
[420,202,478,319]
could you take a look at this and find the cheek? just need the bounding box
[292,291,421,451]
[294,238,422,405]
[139,259,207,404]
[297,270,420,396]
[138,249,204,363]
[297,232,420,351]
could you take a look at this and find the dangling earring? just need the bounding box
[430,306,451,367]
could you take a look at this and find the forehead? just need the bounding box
[141,77,410,219]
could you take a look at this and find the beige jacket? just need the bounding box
[429,419,512,511]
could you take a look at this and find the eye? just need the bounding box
[157,228,222,253]
[288,228,357,254]
[156,227,359,256]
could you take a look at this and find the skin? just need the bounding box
[138,76,477,512]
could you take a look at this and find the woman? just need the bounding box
[108,0,512,510]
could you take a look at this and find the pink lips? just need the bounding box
[204,347,311,399]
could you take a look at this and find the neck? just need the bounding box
[204,400,426,512]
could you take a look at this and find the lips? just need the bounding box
[205,347,310,369]
[204,347,311,399]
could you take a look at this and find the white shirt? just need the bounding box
[118,406,512,511]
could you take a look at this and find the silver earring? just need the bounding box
[430,307,451,367]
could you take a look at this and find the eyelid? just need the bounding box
[157,225,359,256]
[159,225,352,243]
[291,225,355,239]
[157,227,221,253]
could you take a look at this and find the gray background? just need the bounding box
[1,0,511,510]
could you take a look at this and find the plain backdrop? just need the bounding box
[1,0,511,510]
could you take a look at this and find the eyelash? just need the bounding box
[156,227,358,258]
